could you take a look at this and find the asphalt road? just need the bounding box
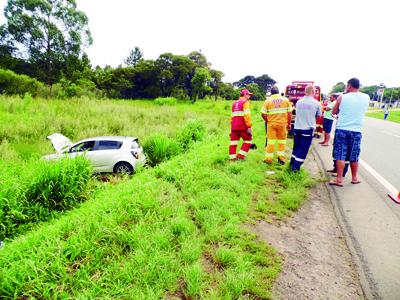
[314,116,400,300]
[361,117,400,190]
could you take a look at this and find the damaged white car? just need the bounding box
[43,133,146,174]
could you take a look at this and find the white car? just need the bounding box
[43,133,146,174]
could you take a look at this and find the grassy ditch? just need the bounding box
[0,157,93,240]
[367,110,400,123]
[0,118,313,298]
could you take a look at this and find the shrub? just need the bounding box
[176,120,206,150]
[143,134,181,167]
[0,68,43,96]
[154,97,178,106]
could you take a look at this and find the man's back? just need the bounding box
[262,94,291,125]
[294,96,322,130]
[337,92,370,132]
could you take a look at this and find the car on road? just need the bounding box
[43,133,146,174]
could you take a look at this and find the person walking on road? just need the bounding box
[319,93,337,146]
[329,78,370,186]
[290,85,322,171]
[383,105,389,120]
[229,89,253,161]
[261,86,292,164]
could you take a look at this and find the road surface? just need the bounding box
[362,117,400,193]
[313,117,400,300]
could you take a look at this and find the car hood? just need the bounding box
[47,133,72,154]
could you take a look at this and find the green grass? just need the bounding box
[0,96,315,298]
[367,110,400,123]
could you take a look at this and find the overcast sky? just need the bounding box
[1,0,399,93]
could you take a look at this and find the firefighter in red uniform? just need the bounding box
[229,89,253,161]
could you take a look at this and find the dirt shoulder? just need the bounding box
[254,152,364,300]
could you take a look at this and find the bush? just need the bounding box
[0,68,43,96]
[176,120,206,150]
[25,157,92,211]
[0,157,93,240]
[154,97,178,106]
[143,134,181,167]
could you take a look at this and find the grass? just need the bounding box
[367,110,400,123]
[0,96,315,298]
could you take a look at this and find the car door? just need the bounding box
[68,141,96,163]
[91,140,123,170]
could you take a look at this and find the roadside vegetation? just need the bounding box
[367,110,400,123]
[0,96,314,298]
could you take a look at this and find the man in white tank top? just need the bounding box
[329,78,370,186]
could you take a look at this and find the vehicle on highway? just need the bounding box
[285,81,322,134]
[43,133,146,174]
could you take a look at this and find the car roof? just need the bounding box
[77,136,138,143]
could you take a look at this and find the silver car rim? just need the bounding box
[117,165,131,174]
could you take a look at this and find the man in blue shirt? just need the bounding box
[329,78,370,186]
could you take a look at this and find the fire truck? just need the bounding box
[285,81,323,135]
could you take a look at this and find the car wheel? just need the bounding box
[113,162,134,174]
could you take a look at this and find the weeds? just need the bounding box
[154,97,178,106]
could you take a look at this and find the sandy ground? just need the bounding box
[254,152,365,300]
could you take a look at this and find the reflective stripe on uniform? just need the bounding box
[232,111,244,116]
[230,140,239,145]
[277,151,285,156]
[267,139,277,145]
[243,140,252,144]
[264,153,274,158]
[291,154,305,162]
[243,109,251,114]
[261,108,268,114]
[277,140,287,145]
[238,150,248,156]
[229,154,237,159]
[266,108,290,115]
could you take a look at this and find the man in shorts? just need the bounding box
[329,78,370,186]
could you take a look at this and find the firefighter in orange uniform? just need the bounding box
[261,86,292,164]
[229,89,253,161]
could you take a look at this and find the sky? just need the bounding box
[0,0,399,93]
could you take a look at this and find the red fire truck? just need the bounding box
[285,81,323,136]
[285,81,321,104]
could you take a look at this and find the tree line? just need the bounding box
[0,0,276,101]
[331,82,400,104]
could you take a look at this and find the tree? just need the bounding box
[246,83,265,101]
[191,67,212,102]
[330,82,346,94]
[233,75,256,88]
[1,0,92,84]
[188,51,210,68]
[209,69,224,100]
[254,74,276,94]
[124,46,143,66]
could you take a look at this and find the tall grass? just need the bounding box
[154,97,178,106]
[0,96,316,298]
[0,157,92,240]
[0,95,227,160]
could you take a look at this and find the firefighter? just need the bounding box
[229,89,253,161]
[261,86,292,164]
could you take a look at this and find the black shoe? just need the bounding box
[326,169,336,173]
[278,159,285,165]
